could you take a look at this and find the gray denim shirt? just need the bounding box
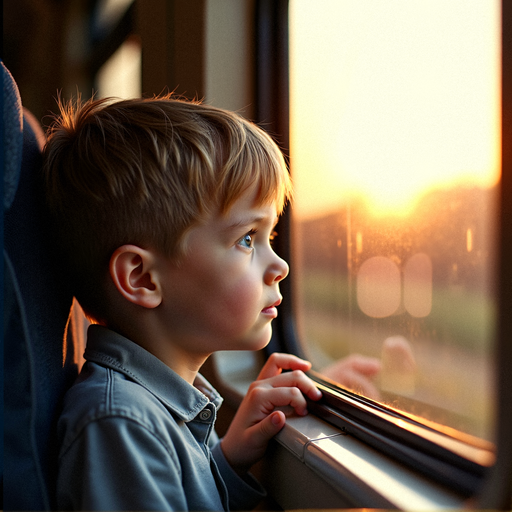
[57,325,266,511]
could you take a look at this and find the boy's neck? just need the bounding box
[139,332,210,385]
[107,319,209,386]
[158,350,208,386]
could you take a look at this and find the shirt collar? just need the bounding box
[84,325,223,421]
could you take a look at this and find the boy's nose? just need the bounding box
[265,253,289,285]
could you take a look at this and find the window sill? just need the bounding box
[212,351,467,510]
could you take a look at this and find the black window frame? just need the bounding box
[255,0,512,507]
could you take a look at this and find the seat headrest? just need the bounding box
[2,61,23,211]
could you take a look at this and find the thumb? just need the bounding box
[255,411,286,443]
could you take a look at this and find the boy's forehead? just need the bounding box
[217,184,279,228]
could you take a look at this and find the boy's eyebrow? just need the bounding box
[223,214,279,232]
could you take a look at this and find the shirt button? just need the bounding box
[199,409,212,421]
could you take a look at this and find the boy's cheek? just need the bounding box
[215,282,269,331]
[221,285,262,322]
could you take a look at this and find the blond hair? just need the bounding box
[43,95,292,321]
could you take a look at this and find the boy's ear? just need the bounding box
[109,245,162,309]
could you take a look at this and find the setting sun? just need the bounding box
[289,0,500,218]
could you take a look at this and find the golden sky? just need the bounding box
[289,0,501,218]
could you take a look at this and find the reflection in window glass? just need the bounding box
[289,0,500,441]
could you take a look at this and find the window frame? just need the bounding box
[256,0,512,506]
[478,1,512,507]
[254,0,305,361]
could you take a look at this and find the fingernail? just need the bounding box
[272,413,281,425]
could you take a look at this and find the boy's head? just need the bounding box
[43,95,292,323]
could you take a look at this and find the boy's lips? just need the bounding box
[261,298,282,317]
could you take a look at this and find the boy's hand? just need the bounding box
[220,353,322,475]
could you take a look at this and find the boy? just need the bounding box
[43,95,322,511]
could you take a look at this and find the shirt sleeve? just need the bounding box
[57,416,188,511]
[210,440,267,511]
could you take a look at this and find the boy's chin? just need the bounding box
[239,329,273,352]
[251,331,273,351]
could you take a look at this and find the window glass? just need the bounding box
[289,0,500,441]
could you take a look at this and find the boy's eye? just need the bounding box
[238,230,256,249]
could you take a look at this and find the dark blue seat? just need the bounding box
[3,61,85,510]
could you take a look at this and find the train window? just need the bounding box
[289,0,500,446]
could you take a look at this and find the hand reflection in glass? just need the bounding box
[320,336,416,401]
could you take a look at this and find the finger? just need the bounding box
[257,352,312,380]
[247,386,310,416]
[220,410,287,474]
[260,370,322,401]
